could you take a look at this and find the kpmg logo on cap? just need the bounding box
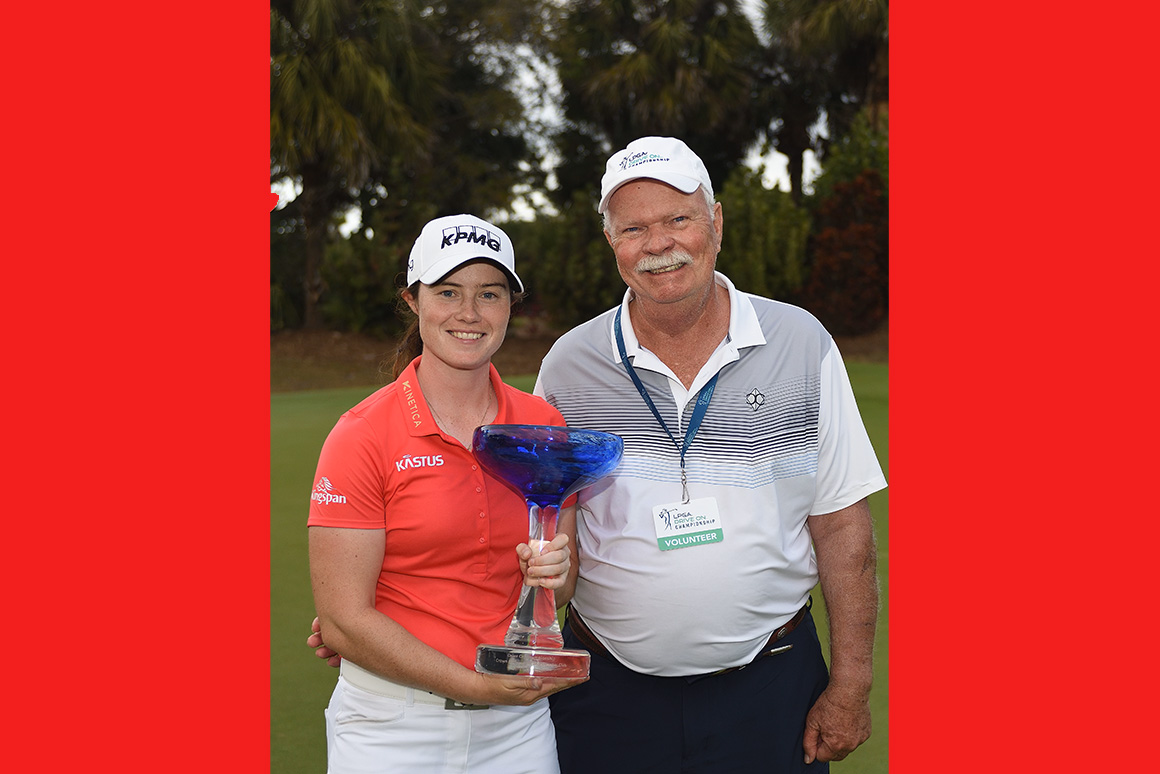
[441,223,502,253]
[619,150,669,171]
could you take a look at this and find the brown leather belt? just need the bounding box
[565,599,811,679]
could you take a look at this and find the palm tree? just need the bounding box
[759,0,889,195]
[271,0,443,328]
[768,0,888,123]
[272,0,552,329]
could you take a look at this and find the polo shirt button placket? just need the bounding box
[475,470,487,546]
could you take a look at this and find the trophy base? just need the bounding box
[475,644,591,678]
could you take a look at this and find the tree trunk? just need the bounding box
[777,110,812,204]
[297,172,332,330]
[867,41,889,133]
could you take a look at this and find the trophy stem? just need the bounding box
[505,502,563,648]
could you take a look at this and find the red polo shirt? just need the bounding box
[307,358,572,668]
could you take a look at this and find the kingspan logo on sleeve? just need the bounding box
[441,223,502,253]
[311,477,347,506]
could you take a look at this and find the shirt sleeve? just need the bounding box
[306,413,389,529]
[810,340,888,515]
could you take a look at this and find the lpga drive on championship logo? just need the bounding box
[312,477,347,506]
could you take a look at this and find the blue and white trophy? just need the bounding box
[472,424,623,678]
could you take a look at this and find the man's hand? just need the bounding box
[307,616,341,668]
[802,683,872,764]
[804,498,877,763]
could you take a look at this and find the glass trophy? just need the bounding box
[472,424,623,677]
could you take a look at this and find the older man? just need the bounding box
[540,136,886,773]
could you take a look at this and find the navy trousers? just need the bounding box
[550,611,831,774]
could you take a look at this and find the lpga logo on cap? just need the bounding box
[406,213,523,290]
[598,136,714,213]
[618,149,670,172]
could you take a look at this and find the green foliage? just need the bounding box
[716,166,810,301]
[270,0,440,188]
[271,0,441,327]
[271,0,548,328]
[319,232,406,337]
[505,191,625,329]
[270,284,299,333]
[270,1,892,339]
[760,1,889,194]
[546,0,766,208]
[791,110,888,335]
[799,168,888,335]
[271,203,306,332]
[810,110,889,203]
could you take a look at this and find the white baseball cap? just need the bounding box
[598,136,714,214]
[406,214,523,292]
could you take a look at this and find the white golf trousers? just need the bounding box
[324,676,559,774]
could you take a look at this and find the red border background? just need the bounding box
[5,2,1160,771]
[891,3,1160,772]
[4,2,269,770]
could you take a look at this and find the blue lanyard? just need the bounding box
[614,306,718,503]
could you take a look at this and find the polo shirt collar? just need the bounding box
[607,271,766,367]
[396,356,507,439]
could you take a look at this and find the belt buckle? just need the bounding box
[444,698,489,710]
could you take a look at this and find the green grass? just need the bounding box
[271,364,888,773]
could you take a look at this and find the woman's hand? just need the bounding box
[307,616,342,667]
[467,670,587,707]
[516,533,570,589]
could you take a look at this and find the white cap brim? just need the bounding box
[415,255,523,293]
[598,171,705,214]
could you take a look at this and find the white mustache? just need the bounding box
[635,250,694,274]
